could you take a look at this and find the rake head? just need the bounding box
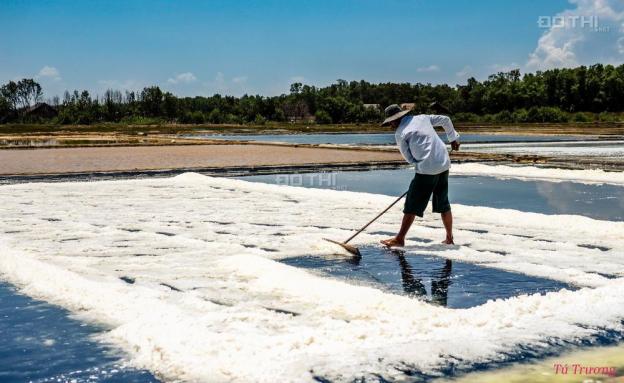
[323,238,361,257]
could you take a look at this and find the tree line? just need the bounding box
[2,63,624,125]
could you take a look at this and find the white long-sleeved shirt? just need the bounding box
[395,114,460,175]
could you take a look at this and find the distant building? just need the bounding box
[363,103,380,110]
[429,101,450,114]
[24,103,58,119]
[400,103,415,111]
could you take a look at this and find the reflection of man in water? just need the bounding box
[396,254,426,297]
[396,254,452,306]
[431,259,452,306]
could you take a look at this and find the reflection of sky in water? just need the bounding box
[184,133,623,159]
[0,282,159,383]
[534,181,624,219]
[241,168,624,221]
[465,140,624,158]
[187,133,623,159]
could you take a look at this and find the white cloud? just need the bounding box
[455,66,472,77]
[490,62,521,73]
[206,72,250,96]
[167,72,197,84]
[97,79,142,91]
[37,66,61,81]
[416,65,440,73]
[526,0,624,70]
[213,72,226,92]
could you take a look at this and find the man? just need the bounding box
[380,104,460,247]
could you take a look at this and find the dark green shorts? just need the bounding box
[404,170,451,217]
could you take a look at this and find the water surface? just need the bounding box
[240,168,624,221]
[283,248,571,309]
[0,282,160,383]
[466,140,624,159]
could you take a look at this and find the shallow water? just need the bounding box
[0,282,160,383]
[283,247,571,309]
[240,168,624,221]
[184,132,623,159]
[185,132,600,145]
[466,140,624,159]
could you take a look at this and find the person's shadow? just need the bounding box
[392,250,453,306]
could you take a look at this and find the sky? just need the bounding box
[1,0,623,99]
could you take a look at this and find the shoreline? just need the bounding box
[0,161,408,184]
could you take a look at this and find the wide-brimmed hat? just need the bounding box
[381,104,410,126]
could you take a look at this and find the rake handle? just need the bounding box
[344,191,408,244]
[341,146,454,244]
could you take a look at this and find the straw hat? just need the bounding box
[381,104,410,126]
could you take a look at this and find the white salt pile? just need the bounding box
[0,171,623,382]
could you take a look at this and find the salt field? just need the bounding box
[1,164,623,382]
[5,0,624,381]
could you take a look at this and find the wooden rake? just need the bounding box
[324,191,408,256]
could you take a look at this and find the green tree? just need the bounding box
[314,109,332,124]
[0,81,19,110]
[0,94,11,121]
[162,92,179,120]
[208,108,224,124]
[5,63,624,125]
[16,79,43,108]
[140,86,164,117]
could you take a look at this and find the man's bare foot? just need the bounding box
[441,237,454,245]
[381,237,405,247]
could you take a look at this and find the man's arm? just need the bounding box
[428,115,460,149]
[397,133,418,164]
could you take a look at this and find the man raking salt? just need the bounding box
[380,104,461,247]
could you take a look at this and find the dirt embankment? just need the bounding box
[0,144,405,176]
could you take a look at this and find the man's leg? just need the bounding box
[381,173,433,248]
[381,213,416,247]
[441,210,453,244]
[432,170,454,245]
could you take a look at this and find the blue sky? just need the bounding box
[2,0,623,98]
